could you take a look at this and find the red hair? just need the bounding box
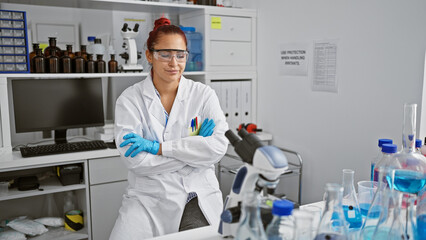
[146,17,187,51]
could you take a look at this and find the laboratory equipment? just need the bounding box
[119,23,143,72]
[96,54,106,73]
[63,191,76,214]
[373,143,397,182]
[314,183,348,240]
[87,36,96,54]
[87,54,96,73]
[180,26,203,71]
[300,205,322,236]
[44,37,62,58]
[80,45,88,60]
[47,49,60,73]
[293,210,314,240]
[66,44,75,59]
[11,78,104,145]
[73,52,85,73]
[418,189,426,240]
[235,192,267,240]
[32,48,46,73]
[416,139,422,153]
[341,169,362,229]
[29,43,39,73]
[218,128,289,238]
[371,139,393,181]
[265,199,294,240]
[405,194,418,240]
[60,51,72,73]
[357,181,378,216]
[421,137,426,157]
[108,54,118,73]
[93,39,106,57]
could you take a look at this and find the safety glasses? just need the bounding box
[150,49,189,63]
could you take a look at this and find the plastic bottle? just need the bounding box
[265,199,294,240]
[341,169,362,229]
[87,36,96,55]
[373,143,397,182]
[421,137,426,157]
[63,191,76,214]
[235,191,267,240]
[371,139,393,181]
[92,38,106,57]
[180,26,203,71]
[416,139,422,153]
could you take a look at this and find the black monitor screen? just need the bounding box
[12,78,104,134]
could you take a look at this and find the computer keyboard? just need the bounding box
[20,140,108,158]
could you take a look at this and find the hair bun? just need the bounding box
[154,17,171,31]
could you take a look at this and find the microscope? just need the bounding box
[118,23,143,72]
[218,128,289,237]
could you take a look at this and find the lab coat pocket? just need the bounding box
[183,115,201,137]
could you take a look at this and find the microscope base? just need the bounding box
[119,64,144,72]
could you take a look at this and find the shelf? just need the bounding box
[0,176,85,201]
[30,227,89,240]
[0,71,205,79]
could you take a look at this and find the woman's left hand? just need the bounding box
[199,118,215,137]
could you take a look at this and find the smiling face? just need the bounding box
[146,33,187,85]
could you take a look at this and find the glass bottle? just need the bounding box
[108,54,118,73]
[60,51,72,73]
[66,44,75,59]
[73,51,85,73]
[373,144,397,182]
[86,54,96,73]
[44,37,62,58]
[371,139,393,181]
[416,139,422,153]
[265,199,294,240]
[314,183,348,240]
[33,48,46,73]
[405,194,418,240]
[293,210,313,240]
[47,49,60,73]
[341,169,362,230]
[235,192,267,240]
[96,54,106,73]
[388,103,426,195]
[80,45,88,61]
[417,189,426,240]
[29,43,39,73]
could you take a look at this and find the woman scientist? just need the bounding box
[109,17,229,239]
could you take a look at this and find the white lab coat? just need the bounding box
[109,74,229,239]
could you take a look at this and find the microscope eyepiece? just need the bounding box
[122,23,128,32]
[133,24,140,32]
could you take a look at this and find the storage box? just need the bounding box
[56,164,82,186]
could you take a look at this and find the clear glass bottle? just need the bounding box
[44,37,62,58]
[73,51,85,73]
[86,54,96,73]
[96,54,106,73]
[373,144,397,182]
[265,199,294,240]
[108,54,118,73]
[388,104,426,195]
[314,183,348,240]
[47,49,60,73]
[416,139,422,153]
[66,44,75,59]
[341,169,362,230]
[60,51,72,73]
[29,43,39,73]
[235,192,267,240]
[371,139,393,181]
[293,210,313,240]
[32,48,45,73]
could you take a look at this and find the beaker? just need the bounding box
[342,169,362,229]
[235,191,267,240]
[293,209,313,240]
[357,181,378,216]
[314,183,348,240]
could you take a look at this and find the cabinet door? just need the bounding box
[89,157,127,185]
[210,16,251,41]
[210,41,251,66]
[90,181,127,240]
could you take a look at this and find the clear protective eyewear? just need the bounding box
[150,49,189,63]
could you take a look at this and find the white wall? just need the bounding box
[254,0,426,204]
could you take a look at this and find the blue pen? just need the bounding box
[191,119,194,131]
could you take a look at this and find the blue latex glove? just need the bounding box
[199,118,215,137]
[120,133,160,157]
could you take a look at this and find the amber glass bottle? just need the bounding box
[29,43,39,73]
[73,52,85,73]
[33,48,46,73]
[108,54,118,73]
[80,45,88,61]
[66,44,75,59]
[86,54,96,73]
[47,49,60,73]
[44,37,62,58]
[96,54,106,73]
[60,51,72,73]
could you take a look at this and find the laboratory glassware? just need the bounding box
[416,139,422,153]
[265,199,294,240]
[421,137,426,157]
[86,54,96,73]
[417,189,426,240]
[80,45,88,61]
[108,54,118,73]
[180,26,203,71]
[44,37,62,58]
[47,49,60,73]
[60,51,72,73]
[314,183,348,240]
[371,139,393,181]
[405,194,418,240]
[73,51,85,73]
[357,181,378,216]
[341,169,362,229]
[96,54,106,73]
[300,205,322,236]
[388,104,426,195]
[235,191,267,240]
[87,36,96,55]
[29,43,39,73]
[66,44,75,59]
[373,144,397,182]
[32,48,45,73]
[293,210,313,240]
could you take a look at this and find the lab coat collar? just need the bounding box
[141,73,189,102]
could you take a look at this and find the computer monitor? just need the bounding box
[12,78,104,144]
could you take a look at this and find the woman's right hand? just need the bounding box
[199,118,215,137]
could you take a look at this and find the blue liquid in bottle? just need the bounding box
[359,203,381,218]
[342,205,362,228]
[390,169,426,194]
[371,163,375,181]
[314,233,345,240]
[418,214,426,240]
[361,227,405,240]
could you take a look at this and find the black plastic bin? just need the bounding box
[56,164,82,186]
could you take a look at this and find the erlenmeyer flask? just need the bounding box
[341,169,362,229]
[388,104,426,195]
[235,191,267,240]
[314,183,348,240]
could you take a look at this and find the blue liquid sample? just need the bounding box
[418,214,426,240]
[314,233,345,240]
[359,203,381,218]
[342,205,362,228]
[371,163,375,181]
[391,170,426,194]
[361,226,405,240]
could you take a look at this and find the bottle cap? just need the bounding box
[382,143,397,154]
[88,36,96,42]
[416,139,422,148]
[271,199,293,216]
[180,26,196,32]
[378,139,393,147]
[94,38,102,44]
